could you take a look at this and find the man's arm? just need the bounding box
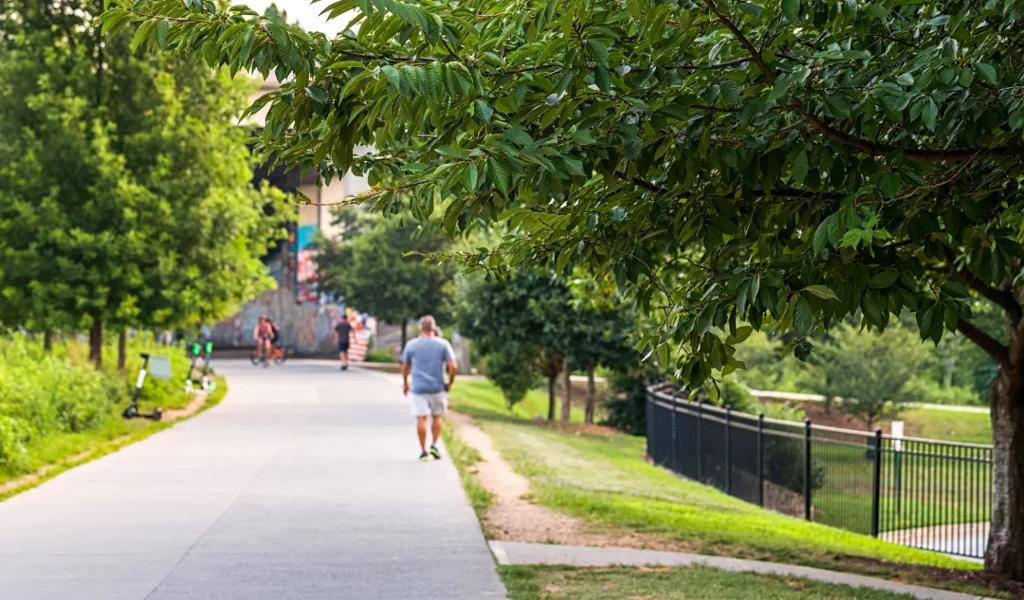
[401,361,411,396]
[446,359,458,391]
[445,341,457,390]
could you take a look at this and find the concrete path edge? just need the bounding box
[490,540,996,600]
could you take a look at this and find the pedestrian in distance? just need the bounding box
[335,315,353,371]
[401,315,457,462]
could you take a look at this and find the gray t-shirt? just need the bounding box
[401,336,456,394]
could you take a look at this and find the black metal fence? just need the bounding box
[646,383,993,559]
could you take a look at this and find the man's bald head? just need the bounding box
[419,315,436,335]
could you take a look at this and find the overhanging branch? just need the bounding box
[957,318,1010,367]
[700,0,1018,163]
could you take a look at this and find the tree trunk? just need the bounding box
[117,330,127,371]
[985,357,1024,579]
[43,329,53,352]
[560,358,572,423]
[585,367,597,425]
[89,315,103,369]
[401,320,408,349]
[547,373,557,421]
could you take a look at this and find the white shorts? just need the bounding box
[410,392,447,417]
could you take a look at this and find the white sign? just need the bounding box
[891,420,905,452]
[148,356,172,381]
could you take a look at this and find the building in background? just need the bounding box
[210,77,370,355]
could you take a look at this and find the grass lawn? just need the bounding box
[500,565,918,600]
[901,408,991,445]
[447,379,993,592]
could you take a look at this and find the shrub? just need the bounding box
[0,415,30,470]
[902,377,984,406]
[482,346,537,407]
[364,349,397,363]
[603,363,663,435]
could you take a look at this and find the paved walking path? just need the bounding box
[490,541,995,600]
[0,360,504,599]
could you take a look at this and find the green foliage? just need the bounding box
[107,0,1024,401]
[482,345,538,407]
[318,213,455,327]
[363,348,397,363]
[810,323,930,428]
[602,362,663,435]
[0,332,196,476]
[0,2,288,351]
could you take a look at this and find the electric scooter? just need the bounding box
[123,353,163,421]
[184,341,216,393]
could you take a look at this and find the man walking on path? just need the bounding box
[334,315,353,370]
[402,315,457,461]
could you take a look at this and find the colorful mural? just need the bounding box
[212,287,347,354]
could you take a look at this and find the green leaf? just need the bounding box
[812,218,831,254]
[503,127,534,147]
[381,65,402,92]
[586,39,609,68]
[594,64,611,92]
[868,270,900,289]
[306,86,328,104]
[782,0,800,22]
[794,296,814,334]
[463,162,479,191]
[976,62,999,85]
[791,149,809,184]
[803,285,838,300]
[473,99,494,123]
[155,19,170,50]
[922,97,938,131]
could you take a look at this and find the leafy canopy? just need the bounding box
[106,0,1024,384]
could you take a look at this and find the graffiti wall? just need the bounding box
[212,287,345,355]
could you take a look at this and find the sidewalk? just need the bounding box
[0,360,504,599]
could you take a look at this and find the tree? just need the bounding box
[0,1,286,367]
[111,0,1024,577]
[317,214,454,347]
[458,270,573,420]
[811,323,929,430]
[481,343,537,408]
[564,277,639,424]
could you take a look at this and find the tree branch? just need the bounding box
[957,318,1010,367]
[699,0,1018,162]
[958,270,1024,325]
[799,110,1018,161]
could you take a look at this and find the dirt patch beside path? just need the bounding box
[448,412,687,551]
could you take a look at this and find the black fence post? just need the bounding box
[803,418,812,521]
[725,407,732,496]
[669,390,677,472]
[757,413,765,507]
[871,428,883,537]
[696,400,703,482]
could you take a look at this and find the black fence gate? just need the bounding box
[646,383,993,559]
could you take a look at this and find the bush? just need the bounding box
[902,377,984,406]
[364,349,397,363]
[482,346,537,407]
[602,363,663,435]
[0,415,30,471]
[0,332,191,474]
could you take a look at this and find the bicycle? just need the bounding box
[250,343,288,366]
